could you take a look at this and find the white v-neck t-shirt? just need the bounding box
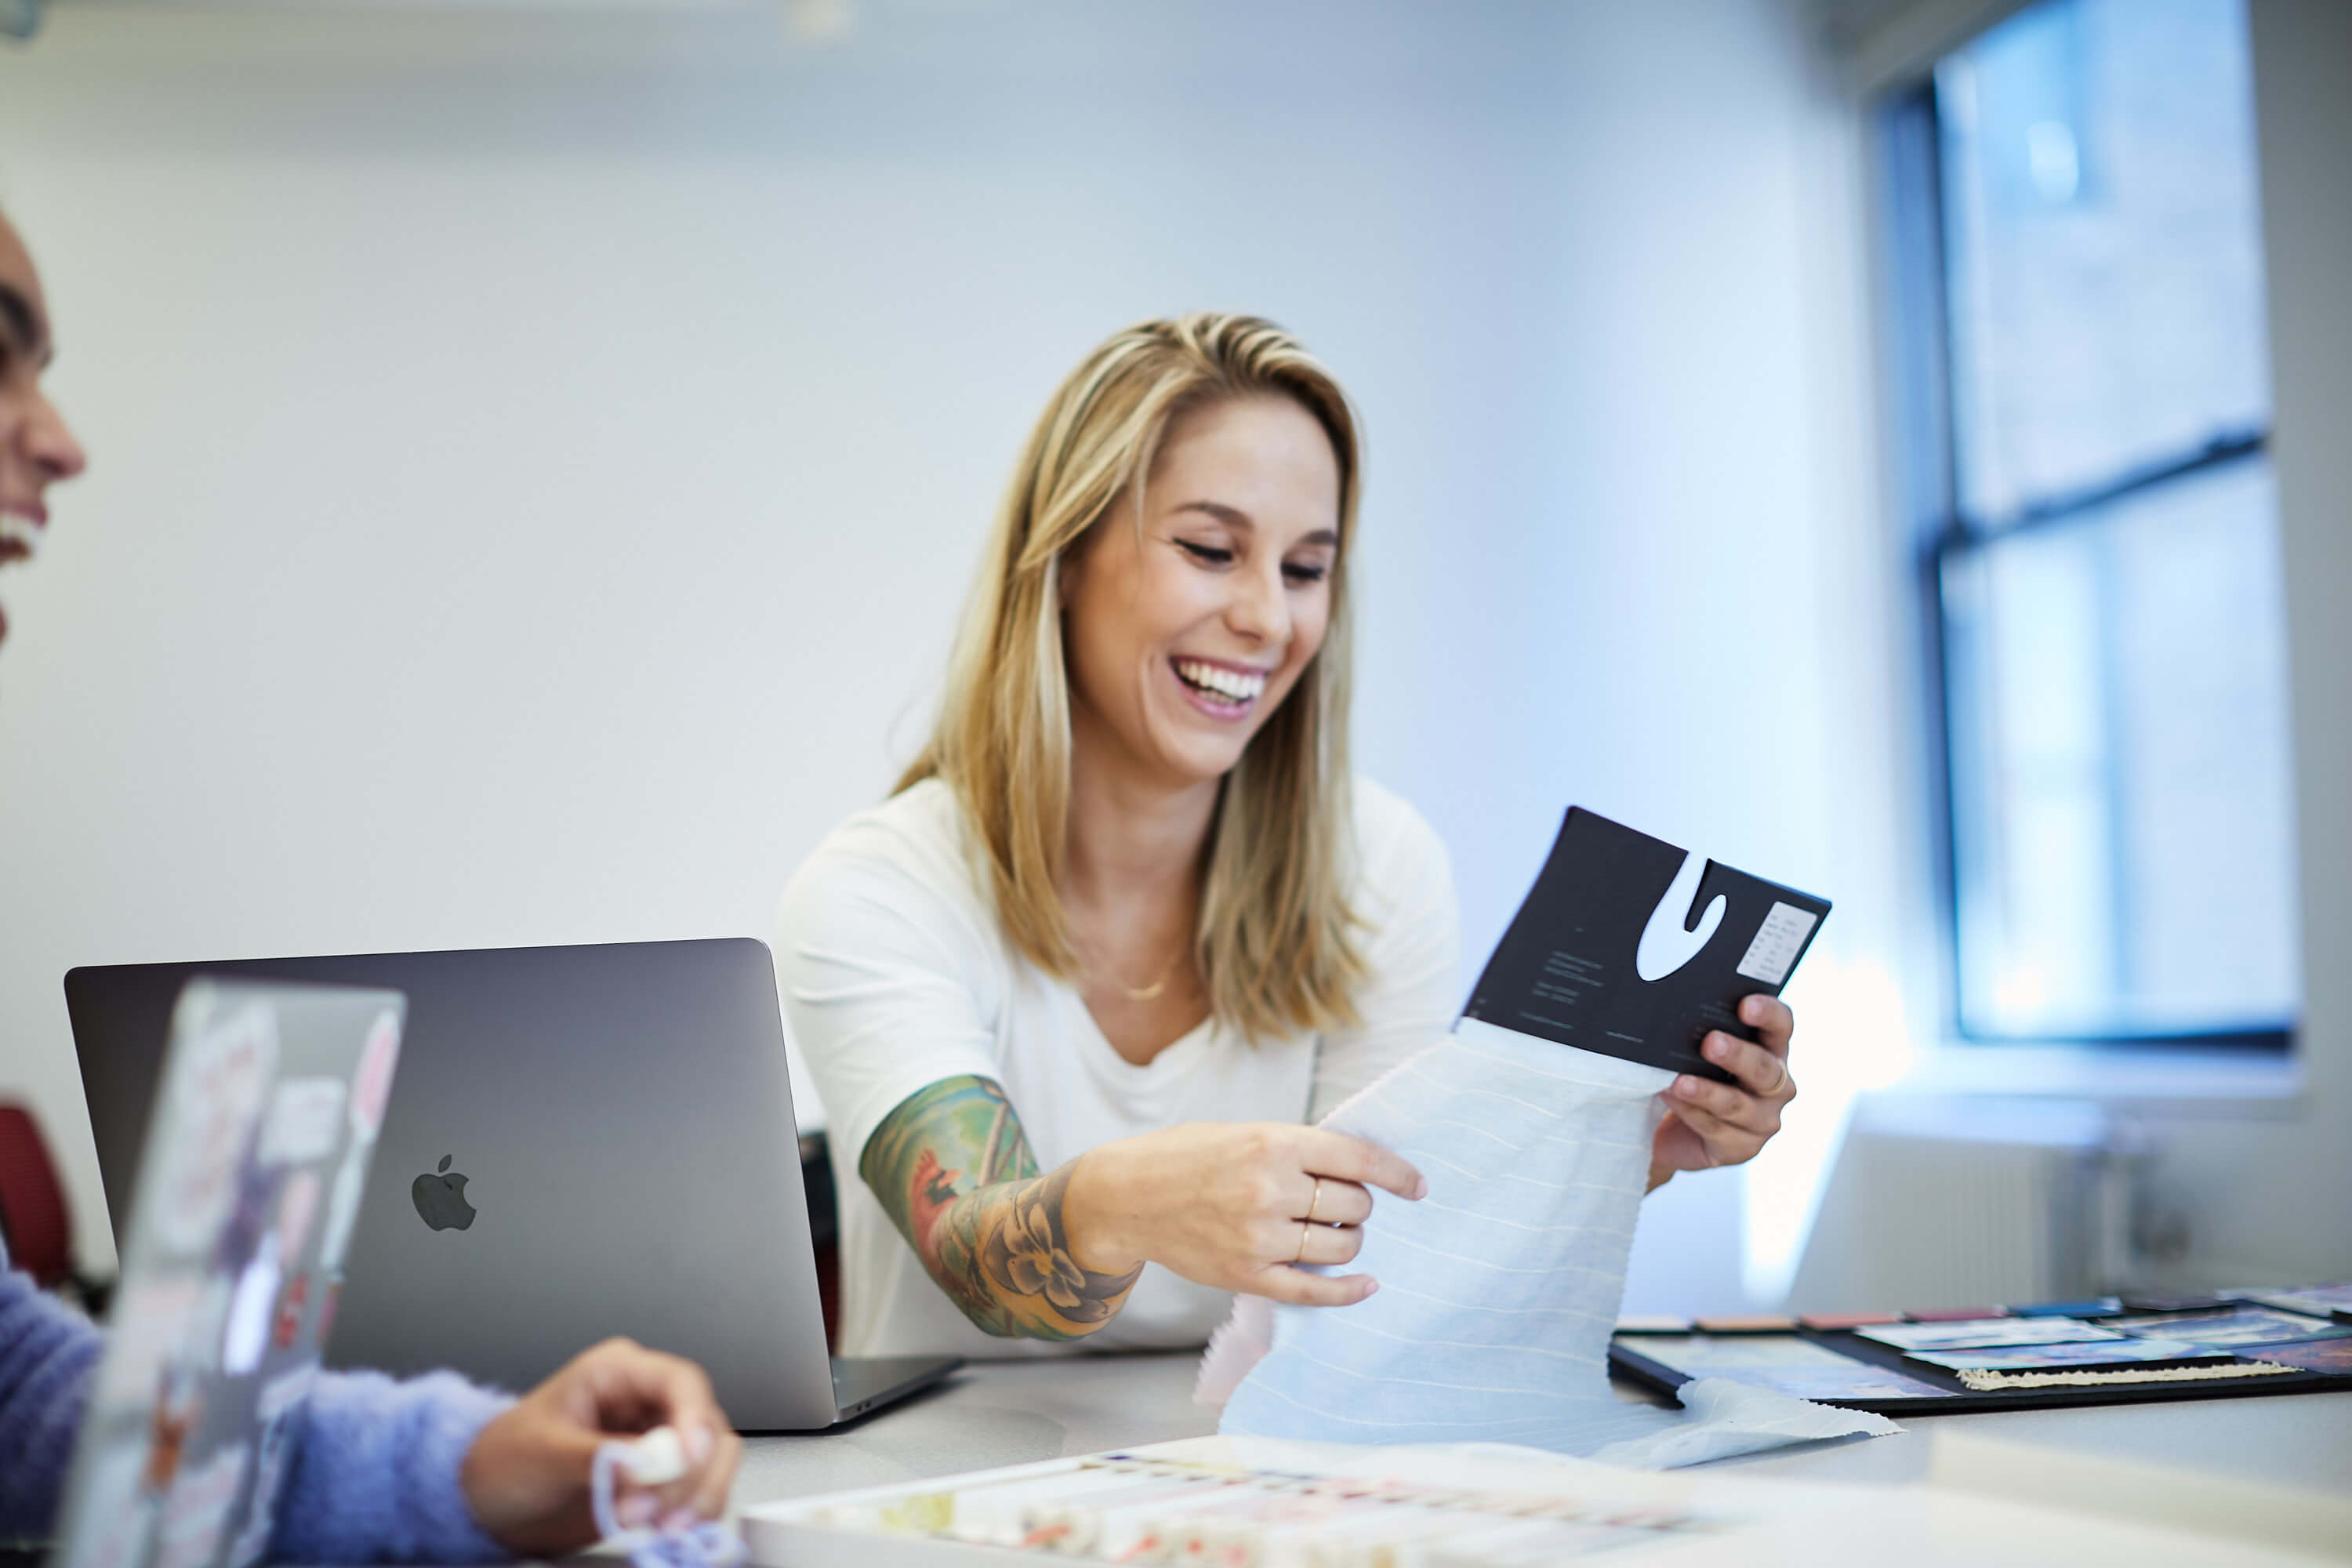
[775,775,1461,1359]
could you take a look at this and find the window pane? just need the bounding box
[1943,456,2299,1037]
[1937,0,2270,518]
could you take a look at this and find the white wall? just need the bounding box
[0,0,1900,1309]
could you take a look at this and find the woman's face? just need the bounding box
[0,216,89,649]
[1061,394,1341,790]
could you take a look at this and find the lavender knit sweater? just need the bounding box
[0,1254,513,1562]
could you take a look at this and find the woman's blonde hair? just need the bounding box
[897,311,1367,1041]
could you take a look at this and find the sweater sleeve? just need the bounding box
[0,1263,102,1543]
[270,1367,514,1564]
[2,1254,515,1563]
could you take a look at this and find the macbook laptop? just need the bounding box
[67,938,960,1432]
[49,976,408,1568]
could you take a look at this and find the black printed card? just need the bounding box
[1462,808,1831,1083]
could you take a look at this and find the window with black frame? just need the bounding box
[1889,0,2299,1048]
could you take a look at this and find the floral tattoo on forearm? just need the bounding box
[860,1076,1142,1339]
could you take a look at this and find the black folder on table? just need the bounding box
[1463,807,1830,1083]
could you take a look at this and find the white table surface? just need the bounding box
[731,1352,2352,1508]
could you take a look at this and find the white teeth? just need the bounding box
[0,516,38,561]
[1174,659,1266,703]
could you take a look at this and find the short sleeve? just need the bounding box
[775,787,1012,1175]
[1308,782,1463,1120]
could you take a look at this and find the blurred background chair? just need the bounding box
[800,1131,840,1352]
[0,1102,75,1291]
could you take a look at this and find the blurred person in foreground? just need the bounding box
[0,204,743,1560]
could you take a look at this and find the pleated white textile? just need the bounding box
[1200,1020,1896,1465]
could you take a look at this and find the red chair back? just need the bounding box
[0,1103,74,1288]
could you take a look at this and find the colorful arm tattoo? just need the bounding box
[859,1075,1143,1340]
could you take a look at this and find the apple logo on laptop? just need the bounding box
[412,1155,477,1232]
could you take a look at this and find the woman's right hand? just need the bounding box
[460,1338,742,1558]
[1060,1123,1426,1306]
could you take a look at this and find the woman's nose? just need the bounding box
[1225,558,1290,646]
[28,391,88,481]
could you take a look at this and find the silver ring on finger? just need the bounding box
[1294,1219,1310,1264]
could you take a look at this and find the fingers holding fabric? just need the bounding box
[1251,1212,1362,1269]
[1065,1121,1417,1308]
[459,1338,744,1558]
[1293,1218,1365,1268]
[1257,1265,1380,1307]
[1294,1174,1373,1227]
[1298,1128,1428,1201]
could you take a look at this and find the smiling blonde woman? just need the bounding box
[776,314,1800,1359]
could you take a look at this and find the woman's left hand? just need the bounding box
[1648,995,1796,1189]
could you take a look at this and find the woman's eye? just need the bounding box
[1283,562,1330,585]
[1176,539,1235,566]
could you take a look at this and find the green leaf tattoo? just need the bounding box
[861,1076,1142,1340]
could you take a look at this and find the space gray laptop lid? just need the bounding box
[67,938,840,1432]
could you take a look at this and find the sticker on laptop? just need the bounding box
[257,1080,345,1167]
[316,1147,368,1276]
[350,1011,401,1142]
[151,1004,278,1258]
[224,1367,317,1568]
[92,1276,204,1407]
[154,1443,250,1568]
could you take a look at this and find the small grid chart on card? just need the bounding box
[741,1439,1789,1567]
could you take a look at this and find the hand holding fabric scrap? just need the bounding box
[592,1427,746,1568]
[1196,1020,1895,1466]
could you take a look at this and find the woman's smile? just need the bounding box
[1168,654,1272,720]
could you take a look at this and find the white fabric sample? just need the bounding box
[776,775,1461,1359]
[1200,1019,1896,1465]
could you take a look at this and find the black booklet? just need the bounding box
[1462,808,1830,1083]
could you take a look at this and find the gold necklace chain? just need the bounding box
[1085,936,1189,1003]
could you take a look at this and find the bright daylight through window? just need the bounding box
[1898,0,2299,1046]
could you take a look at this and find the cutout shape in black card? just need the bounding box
[1463,808,1831,1083]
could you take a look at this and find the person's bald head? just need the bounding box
[0,203,89,647]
